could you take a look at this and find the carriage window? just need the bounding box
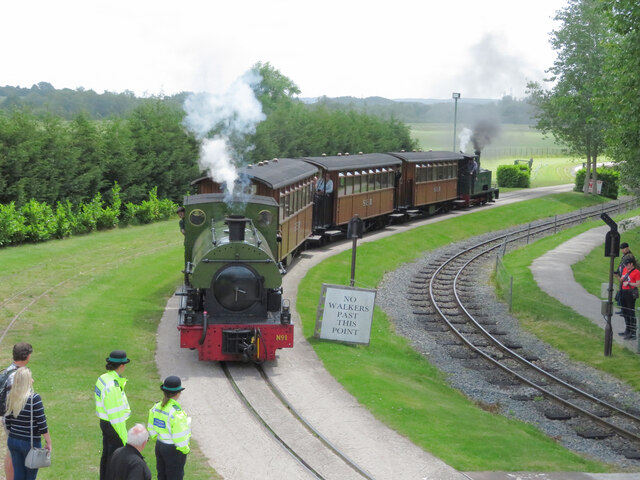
[368,173,375,191]
[346,176,354,195]
[453,163,458,177]
[375,172,381,189]
[339,175,346,197]
[353,175,361,193]
[285,193,291,218]
[279,195,285,222]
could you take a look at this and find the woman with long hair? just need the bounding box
[4,368,51,480]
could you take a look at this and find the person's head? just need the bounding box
[6,367,33,418]
[621,242,630,253]
[160,375,185,406]
[176,206,185,218]
[105,350,130,373]
[127,423,150,451]
[12,343,33,363]
[625,255,636,268]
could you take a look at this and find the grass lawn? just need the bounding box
[0,222,220,479]
[0,191,632,476]
[297,192,625,472]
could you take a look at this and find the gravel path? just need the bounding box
[377,229,640,471]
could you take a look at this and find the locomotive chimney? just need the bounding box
[226,215,248,242]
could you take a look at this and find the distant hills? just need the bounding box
[303,95,535,125]
[0,83,535,125]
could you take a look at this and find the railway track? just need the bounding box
[409,200,640,461]
[221,361,376,480]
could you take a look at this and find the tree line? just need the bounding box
[526,0,640,193]
[0,62,415,216]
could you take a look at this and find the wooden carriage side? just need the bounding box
[191,158,317,263]
[389,151,464,211]
[301,153,402,229]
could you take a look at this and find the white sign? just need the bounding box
[314,284,376,345]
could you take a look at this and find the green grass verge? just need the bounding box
[0,222,220,479]
[496,213,640,392]
[572,222,640,299]
[298,193,617,472]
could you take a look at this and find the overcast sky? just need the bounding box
[2,0,567,100]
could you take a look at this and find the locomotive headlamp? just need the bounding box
[280,299,291,325]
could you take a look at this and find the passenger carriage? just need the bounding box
[301,153,402,237]
[389,150,463,215]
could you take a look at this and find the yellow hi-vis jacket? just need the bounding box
[147,398,191,454]
[95,371,131,445]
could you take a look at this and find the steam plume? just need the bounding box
[458,127,472,152]
[183,70,265,199]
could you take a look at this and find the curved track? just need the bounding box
[413,201,640,459]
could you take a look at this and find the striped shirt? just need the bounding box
[4,393,48,441]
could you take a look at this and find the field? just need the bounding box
[410,123,588,187]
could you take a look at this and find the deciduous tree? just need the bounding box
[526,0,608,194]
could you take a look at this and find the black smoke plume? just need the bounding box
[471,119,501,151]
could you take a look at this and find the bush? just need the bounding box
[574,167,619,199]
[0,202,26,246]
[497,165,530,188]
[126,187,177,225]
[54,201,76,239]
[20,199,56,242]
[0,184,176,247]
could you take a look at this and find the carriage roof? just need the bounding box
[301,153,402,172]
[191,157,317,191]
[388,151,466,163]
[241,157,317,189]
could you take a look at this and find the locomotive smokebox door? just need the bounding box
[347,216,364,239]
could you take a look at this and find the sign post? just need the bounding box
[601,213,620,357]
[347,215,363,287]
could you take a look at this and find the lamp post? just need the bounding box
[452,92,460,152]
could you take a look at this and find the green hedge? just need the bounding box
[497,164,531,188]
[574,167,619,199]
[0,184,177,247]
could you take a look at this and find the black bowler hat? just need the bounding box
[106,350,130,364]
[176,206,185,214]
[621,242,629,249]
[161,376,185,392]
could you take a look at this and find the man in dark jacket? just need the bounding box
[106,424,152,480]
